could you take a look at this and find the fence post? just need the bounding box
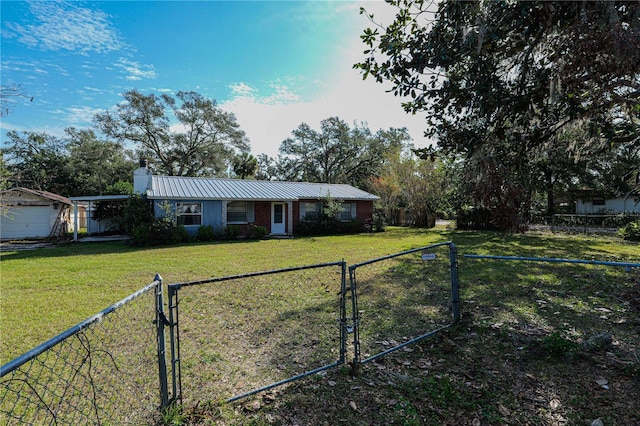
[339,260,347,365]
[448,243,461,322]
[155,274,170,410]
[348,266,361,374]
[168,285,182,406]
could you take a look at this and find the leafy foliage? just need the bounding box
[232,152,258,179]
[370,147,445,227]
[3,131,72,194]
[618,220,640,241]
[356,0,640,230]
[196,225,217,242]
[258,118,410,189]
[94,90,250,177]
[2,128,136,196]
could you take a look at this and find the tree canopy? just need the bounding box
[261,117,410,188]
[358,0,638,153]
[94,90,250,177]
[2,129,135,196]
[356,0,640,227]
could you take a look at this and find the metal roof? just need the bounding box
[147,176,379,201]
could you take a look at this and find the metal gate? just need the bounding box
[166,261,348,404]
[349,242,461,365]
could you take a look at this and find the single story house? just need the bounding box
[574,186,639,214]
[576,196,639,214]
[134,164,379,236]
[0,187,72,240]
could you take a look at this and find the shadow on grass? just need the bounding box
[172,242,640,425]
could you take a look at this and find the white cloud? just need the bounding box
[114,58,157,81]
[223,72,430,158]
[5,0,124,54]
[230,82,258,98]
[66,106,102,125]
[222,1,433,158]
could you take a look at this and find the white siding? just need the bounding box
[1,205,55,239]
[576,198,640,214]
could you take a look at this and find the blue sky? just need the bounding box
[1,0,430,157]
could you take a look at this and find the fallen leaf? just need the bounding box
[418,359,432,369]
[498,404,510,416]
[327,380,336,387]
[244,400,261,411]
[472,418,481,426]
[549,399,561,410]
[349,401,358,411]
[591,418,604,426]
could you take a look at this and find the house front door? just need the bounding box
[271,202,286,234]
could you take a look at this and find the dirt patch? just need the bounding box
[0,240,54,251]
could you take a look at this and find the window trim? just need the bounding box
[176,202,202,226]
[337,202,357,222]
[227,201,255,224]
[299,202,322,221]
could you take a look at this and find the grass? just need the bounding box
[1,226,639,425]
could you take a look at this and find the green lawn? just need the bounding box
[1,226,639,425]
[1,226,637,364]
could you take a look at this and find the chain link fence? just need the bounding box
[167,261,348,405]
[0,279,164,425]
[349,242,460,365]
[1,243,465,423]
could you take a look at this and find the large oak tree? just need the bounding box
[271,117,409,188]
[94,90,250,177]
[356,0,639,226]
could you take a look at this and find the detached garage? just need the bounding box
[0,187,72,240]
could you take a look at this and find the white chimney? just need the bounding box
[133,158,151,194]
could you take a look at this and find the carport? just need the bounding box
[69,195,130,242]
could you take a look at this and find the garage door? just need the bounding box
[0,206,51,240]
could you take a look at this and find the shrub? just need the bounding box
[371,208,386,232]
[456,207,497,231]
[248,224,268,239]
[224,225,241,239]
[196,225,216,242]
[149,218,190,245]
[122,194,154,234]
[131,224,150,246]
[296,216,366,236]
[618,220,640,241]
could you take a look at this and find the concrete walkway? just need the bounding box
[76,235,131,242]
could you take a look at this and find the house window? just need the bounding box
[337,203,357,222]
[177,202,202,226]
[592,199,606,206]
[227,201,254,223]
[300,202,322,220]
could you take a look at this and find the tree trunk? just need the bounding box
[545,169,555,217]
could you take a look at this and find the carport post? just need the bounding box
[73,201,79,242]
